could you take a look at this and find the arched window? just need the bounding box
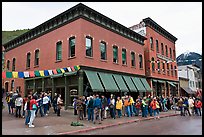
[151,57,155,72]
[156,40,159,53]
[12,58,16,71]
[150,37,154,50]
[157,60,160,73]
[165,45,168,57]
[7,60,10,70]
[162,62,165,74]
[171,64,173,76]
[34,49,39,66]
[170,48,172,59]
[161,43,164,55]
[139,54,143,69]
[122,48,127,65]
[26,53,31,69]
[174,66,177,77]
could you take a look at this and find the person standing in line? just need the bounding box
[87,96,94,122]
[57,94,63,116]
[188,97,194,115]
[36,93,44,117]
[25,95,31,126]
[195,99,202,116]
[141,96,148,117]
[183,97,191,116]
[76,96,84,120]
[177,98,184,116]
[116,96,123,118]
[129,95,135,117]
[135,98,141,116]
[124,95,131,117]
[6,92,12,114]
[109,94,116,119]
[101,95,108,120]
[73,97,78,115]
[52,93,58,114]
[15,93,23,118]
[93,94,102,124]
[150,97,160,119]
[22,95,28,118]
[42,93,49,116]
[28,95,38,128]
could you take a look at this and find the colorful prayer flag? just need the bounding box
[6,72,13,78]
[39,71,45,76]
[24,72,30,78]
[29,71,35,77]
[48,70,53,75]
[2,72,6,79]
[12,72,18,78]
[60,68,65,73]
[77,65,80,70]
[56,69,62,74]
[44,70,49,76]
[52,69,58,75]
[67,67,72,72]
[34,71,40,77]
[74,66,78,71]
[18,72,24,78]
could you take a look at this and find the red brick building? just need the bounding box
[3,3,153,109]
[130,18,178,97]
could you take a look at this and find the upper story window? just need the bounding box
[12,58,16,71]
[34,49,39,66]
[167,63,170,75]
[161,43,164,55]
[113,46,118,63]
[56,41,62,61]
[157,60,160,73]
[171,64,173,76]
[100,41,107,60]
[170,48,172,59]
[11,80,14,91]
[26,53,31,69]
[165,45,168,57]
[173,49,176,60]
[69,37,76,58]
[7,60,10,70]
[86,36,93,57]
[150,37,154,50]
[162,62,165,74]
[151,57,155,72]
[122,48,127,65]
[131,52,135,67]
[139,54,143,69]
[174,66,177,77]
[156,40,159,53]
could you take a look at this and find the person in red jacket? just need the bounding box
[195,99,202,116]
[28,95,38,128]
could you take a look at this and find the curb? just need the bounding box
[57,113,180,135]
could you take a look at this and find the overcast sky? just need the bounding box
[2,2,202,57]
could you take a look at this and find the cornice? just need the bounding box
[3,3,146,52]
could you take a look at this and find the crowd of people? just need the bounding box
[5,90,63,128]
[4,90,202,127]
[73,94,202,124]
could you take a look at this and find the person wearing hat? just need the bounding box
[150,97,160,119]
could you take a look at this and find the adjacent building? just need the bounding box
[178,64,202,96]
[129,18,178,97]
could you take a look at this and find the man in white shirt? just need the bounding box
[43,93,50,116]
[15,93,23,118]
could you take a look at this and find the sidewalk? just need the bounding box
[2,99,180,135]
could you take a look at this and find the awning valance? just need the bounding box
[132,77,146,92]
[122,76,137,92]
[140,78,152,92]
[112,74,129,92]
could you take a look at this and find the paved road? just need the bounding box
[74,116,202,135]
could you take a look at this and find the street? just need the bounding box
[74,116,202,135]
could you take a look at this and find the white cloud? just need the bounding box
[2,2,202,57]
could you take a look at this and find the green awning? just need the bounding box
[112,74,129,92]
[51,73,63,78]
[168,81,176,87]
[131,77,146,92]
[158,80,165,84]
[152,79,158,83]
[140,78,152,92]
[64,71,77,76]
[98,72,119,92]
[122,76,137,92]
[84,70,104,92]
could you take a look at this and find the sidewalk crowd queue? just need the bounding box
[4,89,202,128]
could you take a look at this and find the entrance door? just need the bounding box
[5,82,9,93]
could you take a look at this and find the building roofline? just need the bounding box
[3,3,146,52]
[142,17,177,43]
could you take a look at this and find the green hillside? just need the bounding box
[2,29,30,45]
